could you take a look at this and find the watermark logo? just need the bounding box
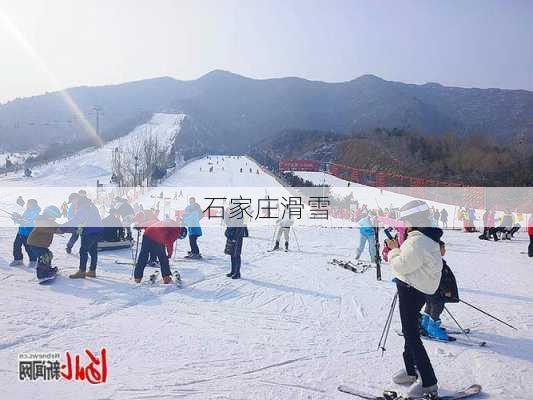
[18,348,108,384]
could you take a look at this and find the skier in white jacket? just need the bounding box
[385,199,443,399]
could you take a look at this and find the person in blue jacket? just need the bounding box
[10,198,41,267]
[63,196,104,278]
[183,197,203,259]
[354,211,376,263]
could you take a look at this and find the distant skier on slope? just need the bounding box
[271,211,294,251]
[385,199,442,399]
[9,198,41,267]
[419,240,459,341]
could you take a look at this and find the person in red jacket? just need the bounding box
[133,219,186,283]
[527,215,533,257]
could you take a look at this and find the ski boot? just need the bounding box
[69,270,86,279]
[419,314,431,335]
[392,369,417,385]
[426,318,449,341]
[407,380,438,399]
[173,271,182,286]
[149,271,160,284]
[271,241,280,251]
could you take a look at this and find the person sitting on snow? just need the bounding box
[27,206,63,282]
[9,198,41,267]
[419,240,459,341]
[133,219,187,284]
[499,209,515,240]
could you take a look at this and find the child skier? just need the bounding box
[133,219,187,283]
[9,199,41,267]
[420,240,459,341]
[386,200,442,398]
[26,206,63,282]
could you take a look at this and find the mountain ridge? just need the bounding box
[1,70,532,152]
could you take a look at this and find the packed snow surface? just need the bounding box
[0,154,532,399]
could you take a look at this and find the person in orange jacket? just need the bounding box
[133,219,187,283]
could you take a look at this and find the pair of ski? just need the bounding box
[395,330,486,347]
[338,384,482,400]
[330,259,372,274]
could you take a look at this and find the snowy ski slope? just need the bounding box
[0,113,185,187]
[0,155,532,399]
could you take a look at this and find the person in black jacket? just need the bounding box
[420,240,459,341]
[224,206,248,279]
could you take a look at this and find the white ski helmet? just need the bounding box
[399,200,431,226]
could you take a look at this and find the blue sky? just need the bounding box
[0,0,532,102]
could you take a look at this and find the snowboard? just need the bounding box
[38,269,58,284]
[338,383,482,400]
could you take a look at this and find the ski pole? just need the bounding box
[377,292,398,355]
[131,229,140,279]
[270,226,278,247]
[459,299,517,330]
[292,227,301,251]
[443,306,476,346]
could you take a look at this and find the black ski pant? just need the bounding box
[230,237,243,276]
[79,233,101,272]
[424,296,445,321]
[134,235,171,279]
[397,281,438,387]
[529,235,533,257]
[67,231,79,250]
[189,234,200,255]
[13,233,36,261]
